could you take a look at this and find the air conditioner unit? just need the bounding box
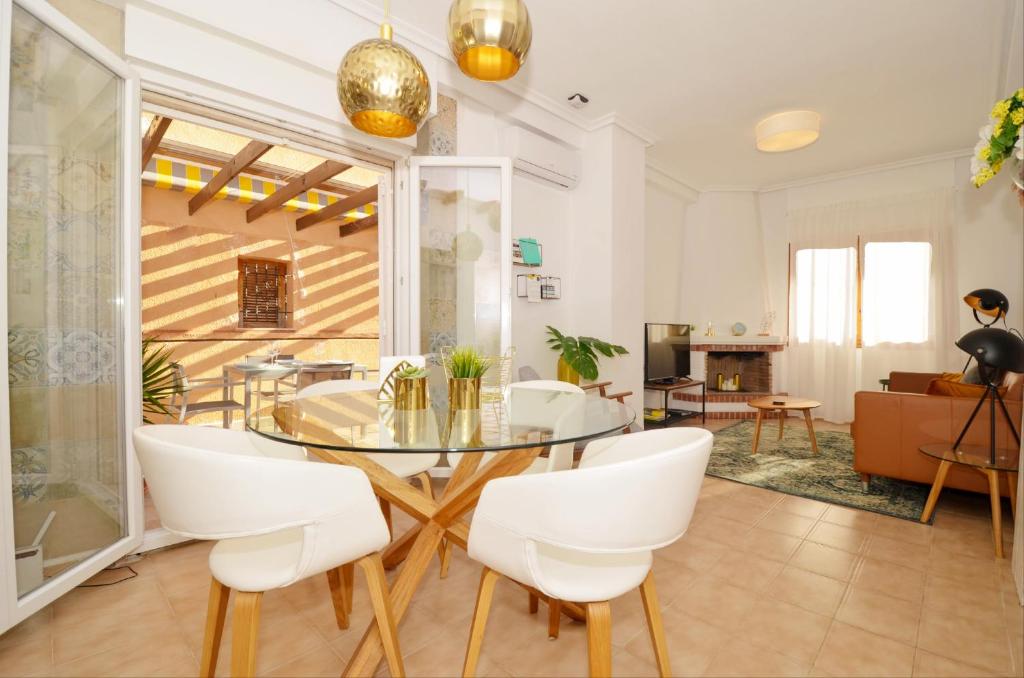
[502,126,580,189]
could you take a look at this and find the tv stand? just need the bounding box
[643,379,706,426]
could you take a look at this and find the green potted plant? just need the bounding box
[447,346,490,410]
[545,326,628,385]
[142,336,182,423]
[394,365,429,410]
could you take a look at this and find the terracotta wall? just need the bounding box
[141,185,381,421]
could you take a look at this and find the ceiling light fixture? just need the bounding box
[755,110,821,153]
[447,0,532,82]
[337,0,431,138]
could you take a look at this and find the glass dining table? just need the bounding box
[247,385,634,676]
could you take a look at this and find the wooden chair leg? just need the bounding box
[416,471,434,500]
[638,572,672,677]
[326,567,350,630]
[463,567,501,677]
[528,592,539,614]
[200,577,230,678]
[357,554,405,678]
[230,591,263,678]
[548,599,562,640]
[586,601,612,678]
[342,562,355,614]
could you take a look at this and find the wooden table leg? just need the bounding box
[342,448,541,677]
[751,409,764,454]
[920,459,952,523]
[985,469,1004,558]
[802,409,819,454]
[778,410,785,440]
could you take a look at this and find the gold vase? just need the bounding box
[394,377,427,411]
[556,357,580,385]
[393,408,431,446]
[445,407,484,448]
[448,377,481,410]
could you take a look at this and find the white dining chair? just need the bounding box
[441,381,586,578]
[460,427,713,678]
[297,358,439,536]
[132,425,404,678]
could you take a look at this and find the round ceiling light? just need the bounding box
[447,0,532,82]
[337,6,431,139]
[755,111,821,152]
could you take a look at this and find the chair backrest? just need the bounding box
[378,355,426,386]
[474,427,713,553]
[481,347,516,401]
[298,378,377,399]
[518,365,542,382]
[508,380,585,472]
[133,425,380,540]
[296,364,353,391]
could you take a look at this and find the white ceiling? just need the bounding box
[388,0,1022,190]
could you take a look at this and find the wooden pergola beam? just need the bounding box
[339,213,379,238]
[141,115,172,168]
[246,159,351,223]
[296,184,378,231]
[189,140,272,215]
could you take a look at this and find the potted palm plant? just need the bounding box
[142,336,182,423]
[545,326,628,385]
[447,346,490,410]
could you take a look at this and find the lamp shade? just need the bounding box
[963,288,1008,320]
[956,327,1024,373]
[337,23,431,139]
[755,111,821,152]
[447,0,532,82]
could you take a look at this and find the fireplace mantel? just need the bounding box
[691,341,785,352]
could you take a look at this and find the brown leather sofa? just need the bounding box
[852,371,1022,496]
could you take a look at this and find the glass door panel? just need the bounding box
[411,158,511,357]
[2,0,139,628]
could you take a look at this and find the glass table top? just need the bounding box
[919,443,1021,472]
[247,387,636,453]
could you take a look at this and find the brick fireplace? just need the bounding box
[676,339,786,419]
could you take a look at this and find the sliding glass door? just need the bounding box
[1,0,141,632]
[406,157,512,356]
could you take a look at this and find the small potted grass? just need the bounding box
[394,365,429,410]
[447,346,490,410]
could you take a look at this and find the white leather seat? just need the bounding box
[133,425,404,677]
[461,427,713,678]
[297,378,376,398]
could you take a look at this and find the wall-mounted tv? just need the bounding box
[644,323,691,383]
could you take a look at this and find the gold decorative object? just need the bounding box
[448,377,481,410]
[447,0,532,82]
[337,0,431,138]
[444,408,484,448]
[378,360,414,402]
[393,408,434,446]
[394,376,428,410]
[556,356,580,385]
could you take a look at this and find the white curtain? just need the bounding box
[787,189,957,423]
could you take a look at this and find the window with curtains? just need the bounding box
[792,241,932,346]
[237,257,290,328]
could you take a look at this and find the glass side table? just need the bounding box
[919,443,1019,558]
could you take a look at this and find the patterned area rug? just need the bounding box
[707,420,931,522]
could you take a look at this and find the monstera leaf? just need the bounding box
[545,326,628,381]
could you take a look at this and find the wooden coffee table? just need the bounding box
[748,396,822,455]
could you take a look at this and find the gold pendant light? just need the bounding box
[447,0,532,82]
[337,0,431,138]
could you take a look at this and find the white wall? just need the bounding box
[644,181,688,323]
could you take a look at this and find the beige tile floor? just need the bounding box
[2,421,1022,678]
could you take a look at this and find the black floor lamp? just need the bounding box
[953,327,1024,464]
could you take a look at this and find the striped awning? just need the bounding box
[143,155,376,224]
